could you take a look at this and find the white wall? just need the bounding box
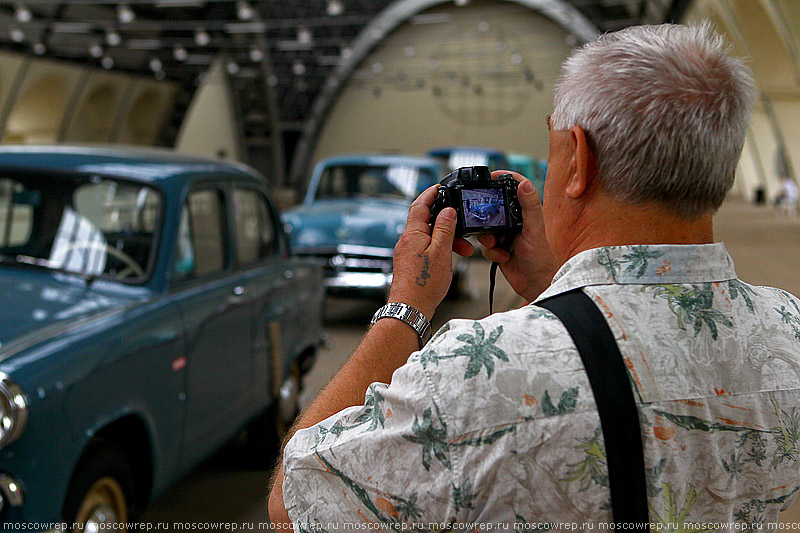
[175,59,244,161]
[312,0,572,166]
[0,49,178,147]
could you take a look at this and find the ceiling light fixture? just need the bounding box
[89,43,104,58]
[236,1,254,20]
[248,47,264,62]
[292,61,306,76]
[297,27,312,44]
[195,28,210,46]
[101,55,114,69]
[326,0,344,16]
[32,42,45,55]
[10,28,25,43]
[117,4,135,24]
[226,61,240,75]
[15,5,32,23]
[173,45,188,61]
[149,57,163,71]
[106,30,121,46]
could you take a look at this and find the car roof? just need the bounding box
[317,153,441,168]
[0,145,259,183]
[427,146,506,157]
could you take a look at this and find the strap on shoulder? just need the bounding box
[537,288,650,526]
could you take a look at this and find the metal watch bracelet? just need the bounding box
[370,302,432,349]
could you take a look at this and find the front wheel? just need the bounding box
[63,443,136,532]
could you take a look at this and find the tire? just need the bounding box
[243,363,302,466]
[62,443,136,532]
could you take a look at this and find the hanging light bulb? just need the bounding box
[32,42,45,55]
[106,29,121,46]
[226,61,240,75]
[149,57,163,72]
[249,47,264,62]
[195,28,210,47]
[15,4,32,23]
[326,0,344,16]
[10,28,25,43]
[173,45,188,61]
[297,27,312,44]
[117,4,135,24]
[89,43,104,58]
[292,61,306,76]
[101,55,114,69]
[236,1,254,20]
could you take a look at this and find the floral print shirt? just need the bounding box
[281,244,800,530]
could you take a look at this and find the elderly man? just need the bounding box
[269,24,800,527]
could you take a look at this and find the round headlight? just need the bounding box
[0,373,27,448]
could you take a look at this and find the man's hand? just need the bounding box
[478,170,559,302]
[388,185,470,320]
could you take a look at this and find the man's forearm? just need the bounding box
[267,317,420,524]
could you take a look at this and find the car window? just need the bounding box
[174,189,226,281]
[0,178,34,247]
[315,164,438,201]
[233,188,276,265]
[0,175,161,283]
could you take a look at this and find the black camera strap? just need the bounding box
[489,261,500,314]
[536,288,650,527]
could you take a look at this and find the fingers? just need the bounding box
[515,179,544,240]
[453,237,474,258]
[404,185,439,236]
[491,169,528,183]
[430,207,457,250]
[479,243,512,263]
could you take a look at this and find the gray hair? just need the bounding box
[550,23,756,219]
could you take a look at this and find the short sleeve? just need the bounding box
[282,327,464,529]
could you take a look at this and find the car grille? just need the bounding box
[296,245,393,276]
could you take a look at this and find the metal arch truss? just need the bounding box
[288,0,599,187]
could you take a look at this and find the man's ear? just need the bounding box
[565,125,597,199]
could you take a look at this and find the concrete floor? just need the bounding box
[141,196,800,526]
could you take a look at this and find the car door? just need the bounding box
[231,184,294,409]
[170,183,253,467]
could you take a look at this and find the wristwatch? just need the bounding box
[370,302,432,349]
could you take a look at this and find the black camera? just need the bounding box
[430,165,523,238]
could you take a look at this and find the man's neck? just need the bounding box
[560,197,715,263]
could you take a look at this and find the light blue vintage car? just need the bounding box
[0,146,324,526]
[282,154,448,298]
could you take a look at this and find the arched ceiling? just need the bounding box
[0,0,692,177]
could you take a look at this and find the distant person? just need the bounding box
[269,24,800,528]
[775,175,799,216]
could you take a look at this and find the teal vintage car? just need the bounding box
[427,146,509,172]
[0,146,324,526]
[282,154,448,298]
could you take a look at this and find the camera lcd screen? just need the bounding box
[462,188,506,229]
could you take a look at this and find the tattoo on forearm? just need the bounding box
[416,254,430,286]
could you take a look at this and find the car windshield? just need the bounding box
[314,164,439,201]
[0,173,161,283]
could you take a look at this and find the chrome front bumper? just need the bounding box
[325,271,393,293]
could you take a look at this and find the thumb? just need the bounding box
[431,207,457,250]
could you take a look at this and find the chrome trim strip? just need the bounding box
[325,272,392,289]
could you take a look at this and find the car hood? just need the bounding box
[283,198,410,251]
[0,269,137,347]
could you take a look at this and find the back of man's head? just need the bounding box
[550,23,755,220]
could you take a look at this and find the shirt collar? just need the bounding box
[535,243,737,302]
